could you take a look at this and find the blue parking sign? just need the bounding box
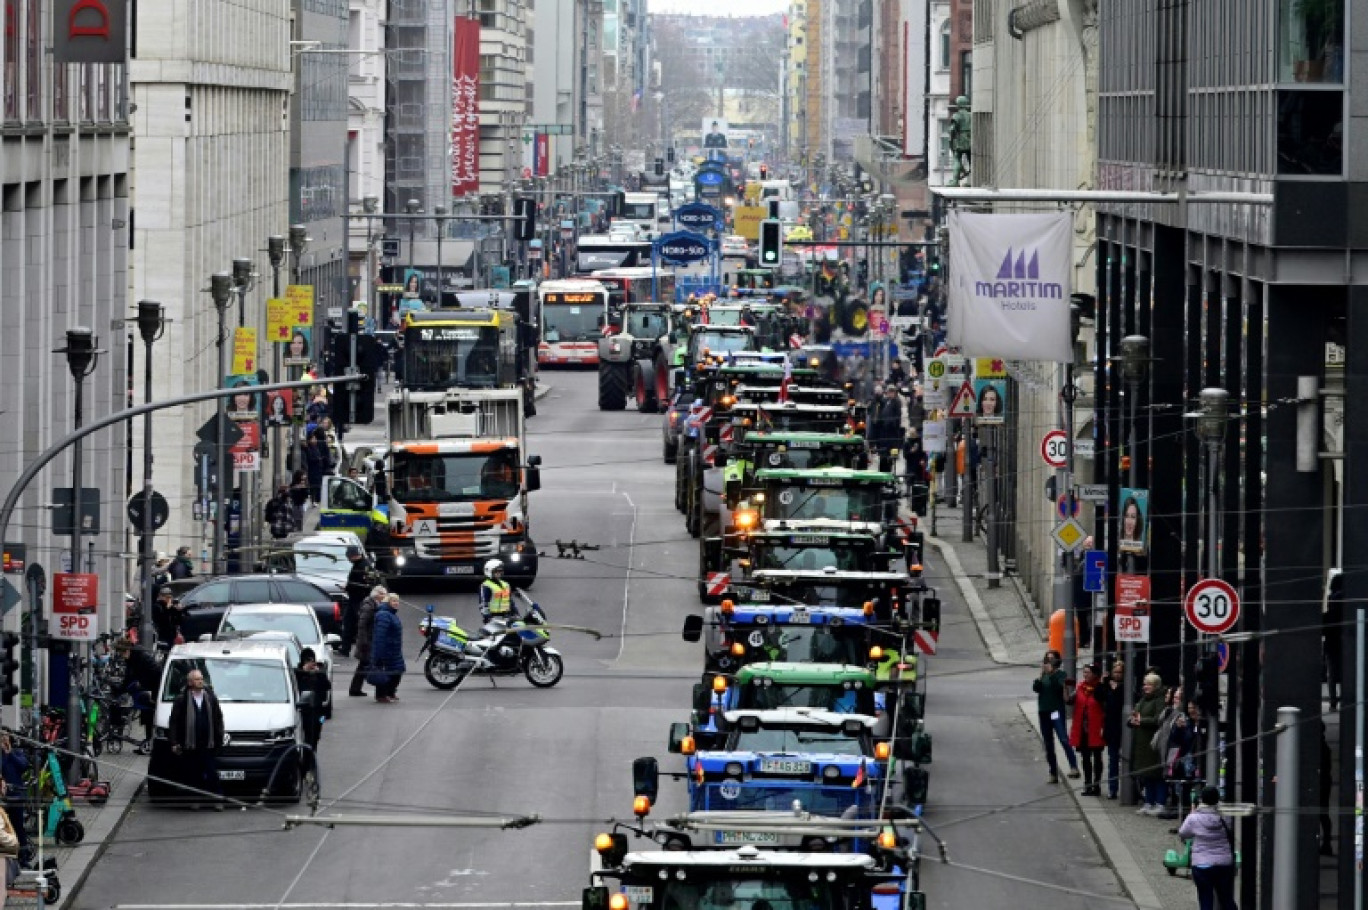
[1083,550,1108,593]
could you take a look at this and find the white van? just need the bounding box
[148,640,314,803]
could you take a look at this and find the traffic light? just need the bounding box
[666,146,675,163]
[759,164,768,180]
[1192,653,1221,714]
[346,309,363,335]
[767,199,780,220]
[1,632,19,706]
[759,218,782,268]
[514,197,536,241]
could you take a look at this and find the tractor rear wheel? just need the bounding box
[597,362,629,410]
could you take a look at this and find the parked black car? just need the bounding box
[174,574,344,641]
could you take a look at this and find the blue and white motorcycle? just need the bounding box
[419,591,565,689]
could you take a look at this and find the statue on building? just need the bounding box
[949,96,972,186]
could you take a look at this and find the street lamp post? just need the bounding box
[361,196,379,327]
[405,199,421,288]
[1118,334,1150,806]
[267,236,287,491]
[54,327,99,769]
[434,205,448,306]
[231,258,258,570]
[209,273,234,575]
[134,301,165,647]
[287,225,309,481]
[1195,386,1229,788]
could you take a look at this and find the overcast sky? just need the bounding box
[647,0,787,15]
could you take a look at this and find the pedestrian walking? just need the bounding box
[294,648,332,750]
[1152,684,1185,818]
[0,731,29,856]
[342,547,376,657]
[1177,786,1239,910]
[112,637,160,750]
[1033,649,1080,783]
[265,485,297,539]
[1102,659,1126,798]
[370,594,406,703]
[1069,663,1106,795]
[349,585,386,697]
[289,470,311,527]
[166,669,226,809]
[1130,672,1168,814]
[304,429,332,504]
[151,553,173,591]
[168,546,195,580]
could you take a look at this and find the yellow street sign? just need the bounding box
[284,285,314,327]
[231,327,258,374]
[1051,517,1088,552]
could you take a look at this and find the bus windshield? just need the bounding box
[402,326,501,390]
[541,301,604,342]
[390,450,520,502]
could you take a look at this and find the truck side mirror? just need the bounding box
[692,682,710,717]
[682,614,704,642]
[632,756,659,802]
[921,596,941,632]
[724,477,742,508]
[525,468,541,492]
[667,722,691,753]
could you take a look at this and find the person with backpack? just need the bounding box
[1177,786,1238,910]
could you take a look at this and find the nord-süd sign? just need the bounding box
[655,231,712,264]
[676,203,722,230]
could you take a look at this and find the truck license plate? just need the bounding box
[759,759,811,775]
[218,770,246,781]
[445,566,475,575]
[715,830,779,845]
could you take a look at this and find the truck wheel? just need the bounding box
[525,384,538,417]
[634,361,659,413]
[597,362,629,411]
[654,353,671,405]
[663,433,678,464]
[675,451,688,511]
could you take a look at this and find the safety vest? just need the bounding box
[482,579,512,614]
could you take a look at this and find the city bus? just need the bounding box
[536,278,611,366]
[591,267,676,308]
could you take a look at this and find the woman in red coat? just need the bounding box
[1070,663,1106,796]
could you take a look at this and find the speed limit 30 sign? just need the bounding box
[1040,429,1068,468]
[1184,578,1240,635]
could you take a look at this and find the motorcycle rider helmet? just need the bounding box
[484,558,505,578]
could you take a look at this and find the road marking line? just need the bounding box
[108,897,577,903]
[614,484,638,662]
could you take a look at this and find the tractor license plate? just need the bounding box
[715,830,779,845]
[218,770,246,781]
[759,759,811,775]
[445,566,475,575]
[789,608,811,624]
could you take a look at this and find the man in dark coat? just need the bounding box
[294,648,332,750]
[342,547,376,657]
[169,546,195,580]
[167,669,226,808]
[349,586,385,697]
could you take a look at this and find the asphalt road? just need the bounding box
[76,372,1127,910]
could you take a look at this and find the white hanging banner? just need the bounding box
[947,210,1074,362]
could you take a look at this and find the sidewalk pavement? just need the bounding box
[18,745,149,910]
[923,498,1191,910]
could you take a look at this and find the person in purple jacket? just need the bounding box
[1177,786,1238,910]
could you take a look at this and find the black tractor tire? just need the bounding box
[634,360,660,414]
[664,433,678,464]
[685,453,702,538]
[675,449,689,512]
[597,362,630,411]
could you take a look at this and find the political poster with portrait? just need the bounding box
[1118,487,1149,556]
[225,374,260,421]
[973,378,1007,425]
[229,421,261,474]
[265,389,294,427]
[283,327,312,367]
[702,118,730,150]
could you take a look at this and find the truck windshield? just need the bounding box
[727,726,865,755]
[723,624,867,665]
[694,331,755,355]
[541,301,603,342]
[755,546,866,572]
[403,326,501,390]
[771,487,886,523]
[390,451,520,502]
[626,310,668,337]
[736,684,876,714]
[620,202,656,220]
[653,875,848,910]
[161,658,292,704]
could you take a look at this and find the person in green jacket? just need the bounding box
[1129,672,1169,814]
[1033,650,1080,783]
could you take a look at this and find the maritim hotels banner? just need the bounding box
[947,210,1074,363]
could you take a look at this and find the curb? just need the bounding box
[1015,701,1164,910]
[924,532,1012,664]
[57,776,146,910]
[534,383,553,401]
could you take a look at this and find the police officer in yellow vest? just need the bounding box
[479,559,514,622]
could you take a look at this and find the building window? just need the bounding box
[939,21,951,70]
[1277,89,1342,175]
[1278,0,1343,83]
[960,50,972,99]
[938,118,951,168]
[3,0,17,121]
[24,0,37,119]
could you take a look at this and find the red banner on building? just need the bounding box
[451,16,481,196]
[534,133,550,177]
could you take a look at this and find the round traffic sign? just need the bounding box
[1185,578,1240,635]
[927,359,946,380]
[1040,429,1068,468]
[127,490,170,534]
[1056,493,1081,520]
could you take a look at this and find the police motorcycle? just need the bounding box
[418,588,565,690]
